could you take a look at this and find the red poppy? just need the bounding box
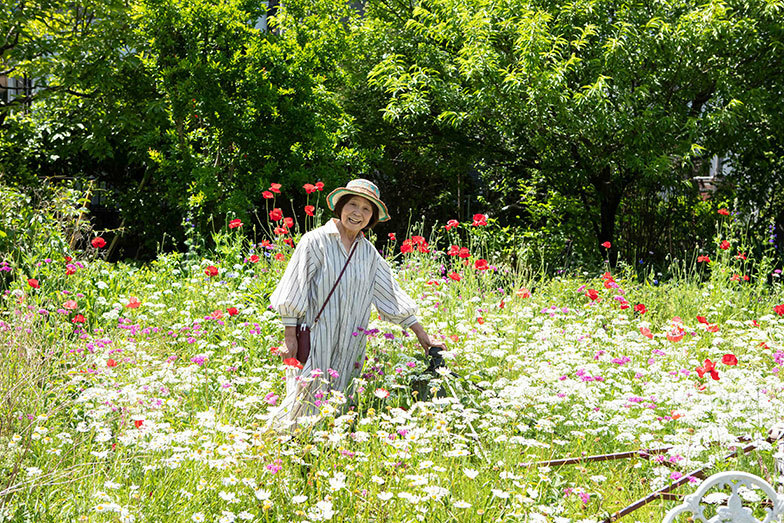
[774,304,784,316]
[388,233,396,241]
[585,288,599,301]
[634,303,647,314]
[303,183,317,194]
[229,219,242,229]
[91,237,106,249]
[696,358,719,380]
[411,235,426,245]
[418,242,430,253]
[719,240,730,250]
[696,315,708,324]
[274,253,285,261]
[472,214,487,226]
[448,272,461,281]
[400,241,414,254]
[516,287,531,298]
[65,267,76,276]
[666,329,683,343]
[730,274,741,282]
[269,208,283,221]
[262,191,274,199]
[601,241,611,249]
[134,419,144,428]
[283,217,294,229]
[283,357,303,369]
[126,296,141,309]
[249,254,259,263]
[227,307,238,316]
[447,245,460,256]
[72,314,85,324]
[458,247,470,259]
[204,265,219,277]
[107,358,118,367]
[269,183,282,194]
[697,255,711,263]
[211,309,224,319]
[717,208,730,216]
[426,279,440,286]
[736,251,747,260]
[477,317,485,325]
[315,181,324,191]
[304,205,315,217]
[499,300,505,309]
[474,259,489,270]
[283,238,294,247]
[743,275,749,281]
[274,226,288,235]
[721,353,738,366]
[706,323,720,333]
[64,256,72,262]
[445,219,459,231]
[640,327,653,339]
[27,278,40,288]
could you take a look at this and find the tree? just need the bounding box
[356,0,784,261]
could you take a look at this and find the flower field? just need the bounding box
[2,196,784,522]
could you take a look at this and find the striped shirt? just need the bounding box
[268,219,418,423]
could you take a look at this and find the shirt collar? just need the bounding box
[326,218,365,240]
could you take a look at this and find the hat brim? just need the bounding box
[327,188,390,222]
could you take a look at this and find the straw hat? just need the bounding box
[326,179,390,222]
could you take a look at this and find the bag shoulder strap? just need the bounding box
[311,240,358,326]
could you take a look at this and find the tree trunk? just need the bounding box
[594,171,624,267]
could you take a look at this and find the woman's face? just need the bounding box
[339,195,374,235]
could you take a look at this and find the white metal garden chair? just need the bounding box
[662,471,784,523]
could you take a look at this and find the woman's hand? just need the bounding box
[283,326,298,360]
[409,322,447,354]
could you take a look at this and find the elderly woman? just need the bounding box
[268,179,445,426]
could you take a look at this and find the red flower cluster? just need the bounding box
[474,259,489,271]
[697,255,711,263]
[601,241,611,249]
[717,208,730,216]
[719,240,730,250]
[204,265,219,277]
[283,358,303,369]
[585,288,599,301]
[304,205,315,216]
[401,236,429,254]
[774,304,784,316]
[471,214,487,226]
[444,219,459,231]
[28,278,39,288]
[447,245,470,258]
[92,237,106,249]
[269,208,283,221]
[696,358,719,380]
[303,182,324,194]
[229,219,242,229]
[634,303,647,314]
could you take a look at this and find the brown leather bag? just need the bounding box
[295,242,357,365]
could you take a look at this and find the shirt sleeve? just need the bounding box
[270,233,318,327]
[372,254,418,327]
